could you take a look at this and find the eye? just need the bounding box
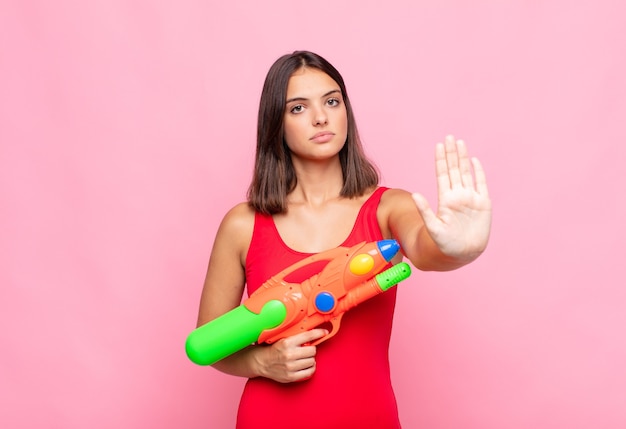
[290,104,305,114]
[327,97,341,107]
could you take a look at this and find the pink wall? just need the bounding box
[2,1,625,428]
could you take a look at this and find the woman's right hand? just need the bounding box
[252,328,328,383]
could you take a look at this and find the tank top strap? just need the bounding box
[246,211,287,295]
[251,211,277,243]
[343,186,389,246]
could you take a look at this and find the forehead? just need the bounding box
[286,67,340,98]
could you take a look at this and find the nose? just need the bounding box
[313,106,328,126]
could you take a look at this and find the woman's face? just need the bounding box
[283,67,348,162]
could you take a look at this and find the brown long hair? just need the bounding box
[247,51,379,215]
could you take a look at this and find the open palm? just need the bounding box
[412,136,492,260]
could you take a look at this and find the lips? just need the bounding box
[310,131,335,143]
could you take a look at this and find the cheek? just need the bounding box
[282,117,301,147]
[337,110,348,139]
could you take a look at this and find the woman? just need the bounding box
[195,51,492,428]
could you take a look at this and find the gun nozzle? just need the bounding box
[377,239,401,261]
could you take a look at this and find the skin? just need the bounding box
[196,67,492,383]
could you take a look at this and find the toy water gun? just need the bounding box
[185,239,411,366]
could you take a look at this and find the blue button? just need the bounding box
[315,292,335,313]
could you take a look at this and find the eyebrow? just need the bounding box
[286,89,341,104]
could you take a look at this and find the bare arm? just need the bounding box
[196,203,327,382]
[195,203,256,376]
[381,135,492,271]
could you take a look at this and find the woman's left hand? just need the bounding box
[411,135,492,260]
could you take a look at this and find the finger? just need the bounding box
[279,355,317,383]
[286,329,328,347]
[288,356,317,372]
[291,360,317,382]
[471,157,489,196]
[435,142,450,192]
[456,139,474,189]
[444,135,463,188]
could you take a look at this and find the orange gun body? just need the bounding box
[245,240,401,345]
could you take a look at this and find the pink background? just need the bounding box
[2,1,625,428]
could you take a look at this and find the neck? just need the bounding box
[288,157,344,207]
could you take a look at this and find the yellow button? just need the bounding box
[349,254,375,275]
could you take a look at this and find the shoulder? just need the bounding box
[378,187,415,212]
[215,202,256,250]
[377,187,420,234]
[222,201,256,224]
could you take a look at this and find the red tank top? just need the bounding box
[237,187,401,429]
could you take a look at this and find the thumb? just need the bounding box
[411,193,440,232]
[411,193,438,228]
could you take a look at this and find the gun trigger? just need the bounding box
[310,315,344,346]
[329,315,343,339]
